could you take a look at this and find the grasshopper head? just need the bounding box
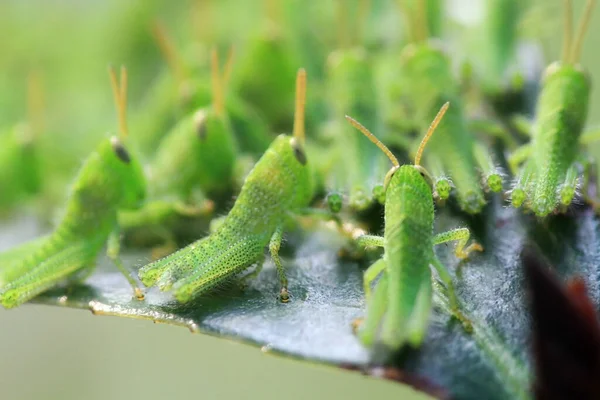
[108,136,146,209]
[413,165,434,189]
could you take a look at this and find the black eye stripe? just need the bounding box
[293,145,307,165]
[112,142,131,163]
[197,120,207,141]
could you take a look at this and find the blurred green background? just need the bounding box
[1,0,599,399]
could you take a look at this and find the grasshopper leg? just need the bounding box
[295,207,365,242]
[149,226,179,261]
[0,242,91,309]
[238,254,265,289]
[558,162,580,206]
[362,258,386,302]
[269,226,289,302]
[433,228,483,260]
[353,258,386,334]
[509,115,533,139]
[577,155,600,211]
[173,200,215,217]
[580,127,600,144]
[469,119,517,149]
[108,231,145,300]
[356,234,384,248]
[430,256,472,333]
[507,143,532,175]
[357,271,389,346]
[474,143,504,193]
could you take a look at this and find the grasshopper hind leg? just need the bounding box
[433,228,483,260]
[0,242,93,309]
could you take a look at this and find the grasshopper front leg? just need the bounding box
[356,270,389,346]
[108,230,145,300]
[507,143,532,175]
[430,256,472,333]
[356,234,384,249]
[269,225,289,302]
[433,228,483,260]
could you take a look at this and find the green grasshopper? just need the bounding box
[321,0,390,214]
[133,21,272,158]
[138,68,316,303]
[0,67,146,309]
[0,72,44,215]
[392,0,503,213]
[346,102,483,350]
[508,0,597,216]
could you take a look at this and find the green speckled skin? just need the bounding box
[138,134,314,303]
[0,137,146,308]
[149,106,237,200]
[327,48,387,210]
[400,45,486,213]
[528,65,590,216]
[361,166,435,348]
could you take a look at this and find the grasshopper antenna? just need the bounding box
[293,68,307,147]
[414,102,449,166]
[561,0,573,63]
[417,0,429,43]
[27,69,44,137]
[336,0,349,49]
[570,0,596,64]
[108,65,129,139]
[222,46,235,92]
[151,20,186,85]
[211,47,225,117]
[356,0,372,46]
[345,116,399,167]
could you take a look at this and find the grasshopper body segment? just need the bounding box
[381,165,435,347]
[528,66,590,216]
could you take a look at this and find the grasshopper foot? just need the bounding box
[351,317,364,334]
[279,287,290,303]
[134,287,145,301]
[456,242,484,260]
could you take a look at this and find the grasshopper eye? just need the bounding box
[194,110,208,141]
[290,138,307,165]
[111,137,131,164]
[414,165,433,188]
[293,146,307,165]
[383,166,399,189]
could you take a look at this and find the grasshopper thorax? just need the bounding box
[542,61,591,87]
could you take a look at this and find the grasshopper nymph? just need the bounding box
[138,69,316,303]
[346,102,483,350]
[508,0,597,216]
[0,67,146,308]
